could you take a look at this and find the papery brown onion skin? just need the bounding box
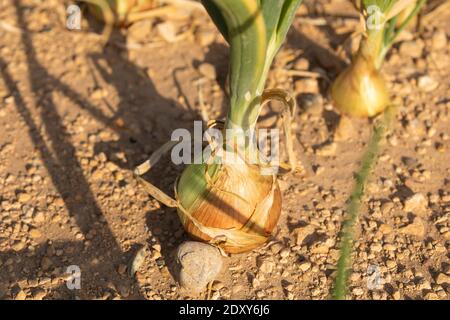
[176,160,282,254]
[331,53,390,118]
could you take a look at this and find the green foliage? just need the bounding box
[355,0,427,68]
[201,1,229,42]
[205,0,266,128]
[383,0,426,50]
[274,1,303,50]
[201,0,303,128]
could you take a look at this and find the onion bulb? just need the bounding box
[331,0,426,117]
[331,51,390,118]
[175,152,281,254]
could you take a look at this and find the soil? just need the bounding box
[0,0,449,300]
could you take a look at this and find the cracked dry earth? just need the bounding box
[0,0,449,300]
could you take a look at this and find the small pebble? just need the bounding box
[257,259,275,274]
[417,76,438,92]
[212,281,224,291]
[399,217,426,237]
[403,193,428,216]
[279,248,290,258]
[15,290,27,300]
[18,193,31,203]
[198,63,216,80]
[270,243,283,254]
[435,273,450,285]
[195,29,215,47]
[29,229,42,239]
[352,287,364,296]
[157,21,178,43]
[293,225,315,245]
[299,262,311,272]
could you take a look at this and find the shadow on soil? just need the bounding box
[0,0,200,299]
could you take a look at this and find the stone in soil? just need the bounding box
[32,211,45,223]
[15,290,27,300]
[18,193,31,203]
[295,78,319,94]
[176,241,223,292]
[299,261,311,272]
[403,193,428,216]
[128,245,146,277]
[270,243,283,254]
[417,76,438,92]
[257,258,275,274]
[294,57,310,70]
[12,241,26,251]
[398,217,426,237]
[435,273,450,285]
[211,281,224,291]
[293,224,316,245]
[29,229,42,239]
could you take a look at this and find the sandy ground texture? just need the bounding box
[0,0,449,300]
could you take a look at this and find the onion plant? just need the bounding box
[331,0,426,117]
[135,0,302,253]
[332,0,425,300]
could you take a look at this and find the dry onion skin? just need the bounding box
[85,0,158,26]
[331,0,425,118]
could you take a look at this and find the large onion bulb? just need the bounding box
[176,153,281,254]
